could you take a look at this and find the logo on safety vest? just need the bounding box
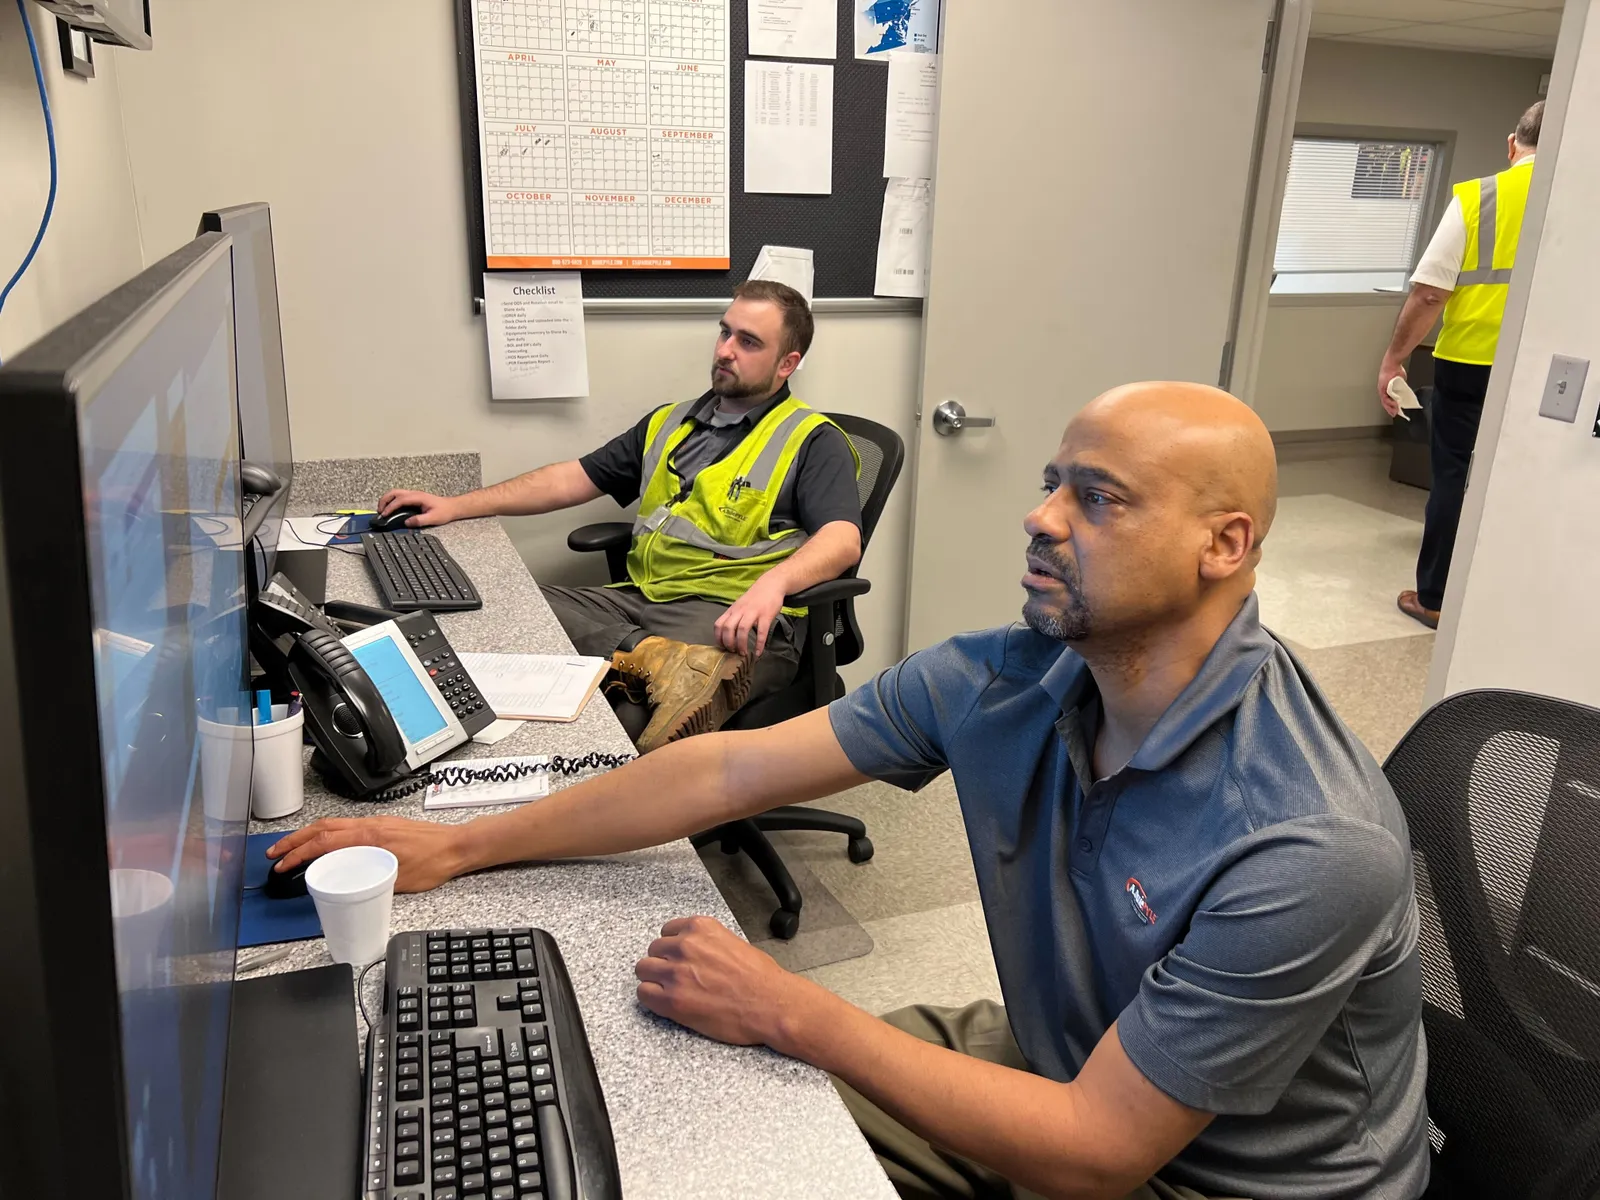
[1126,877,1157,926]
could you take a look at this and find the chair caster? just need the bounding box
[769,908,801,940]
[847,836,875,864]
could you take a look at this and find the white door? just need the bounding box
[905,0,1278,650]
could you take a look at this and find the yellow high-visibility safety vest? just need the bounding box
[621,397,859,617]
[1434,159,1534,366]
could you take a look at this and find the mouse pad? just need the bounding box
[237,832,323,949]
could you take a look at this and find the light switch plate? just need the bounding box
[1540,354,1588,423]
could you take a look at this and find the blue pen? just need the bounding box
[256,690,272,725]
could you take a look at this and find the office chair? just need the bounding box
[1383,690,1600,1199]
[568,412,906,938]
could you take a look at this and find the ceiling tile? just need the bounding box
[1309,12,1420,35]
[1311,0,1519,20]
[1456,9,1565,34]
[1343,24,1558,53]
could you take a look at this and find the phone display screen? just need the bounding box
[349,633,449,747]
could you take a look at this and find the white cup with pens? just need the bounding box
[250,690,306,820]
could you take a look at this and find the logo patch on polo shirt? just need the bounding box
[1126,877,1157,926]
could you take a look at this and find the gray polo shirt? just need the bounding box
[829,595,1429,1199]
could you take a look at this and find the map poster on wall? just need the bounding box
[855,0,938,62]
[471,0,732,270]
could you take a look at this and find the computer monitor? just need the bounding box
[200,203,293,590]
[0,233,255,1198]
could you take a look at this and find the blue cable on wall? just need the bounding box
[0,0,60,368]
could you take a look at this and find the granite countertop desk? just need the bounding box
[245,455,894,1200]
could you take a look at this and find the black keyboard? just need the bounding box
[363,531,483,613]
[362,927,621,1200]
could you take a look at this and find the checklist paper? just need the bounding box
[745,60,835,194]
[456,652,611,721]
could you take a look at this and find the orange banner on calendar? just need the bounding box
[487,255,731,270]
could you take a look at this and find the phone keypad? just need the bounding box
[396,613,495,736]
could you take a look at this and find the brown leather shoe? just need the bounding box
[1397,590,1440,630]
[610,636,754,753]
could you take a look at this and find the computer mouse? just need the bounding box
[368,505,424,533]
[262,858,311,900]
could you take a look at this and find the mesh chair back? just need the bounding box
[825,412,904,550]
[1383,690,1600,1200]
[819,413,904,668]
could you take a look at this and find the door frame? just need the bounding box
[1425,0,1593,704]
[1225,0,1313,407]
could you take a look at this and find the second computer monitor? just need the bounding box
[201,202,293,584]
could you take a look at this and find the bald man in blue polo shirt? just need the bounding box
[274,382,1429,1199]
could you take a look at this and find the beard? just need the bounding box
[710,360,778,399]
[1022,538,1092,641]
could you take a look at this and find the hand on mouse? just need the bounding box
[377,489,462,528]
[268,816,472,893]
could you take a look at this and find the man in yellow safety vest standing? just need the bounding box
[1377,101,1541,629]
[378,280,863,751]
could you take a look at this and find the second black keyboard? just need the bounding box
[362,531,482,613]
[362,927,622,1200]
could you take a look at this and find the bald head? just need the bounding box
[1077,381,1278,556]
[1020,381,1278,646]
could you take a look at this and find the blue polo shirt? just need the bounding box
[829,595,1429,1199]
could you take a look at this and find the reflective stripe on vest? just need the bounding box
[622,396,860,615]
[1436,161,1533,365]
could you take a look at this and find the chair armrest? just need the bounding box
[786,577,871,608]
[567,522,632,554]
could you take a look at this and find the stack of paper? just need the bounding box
[457,652,610,722]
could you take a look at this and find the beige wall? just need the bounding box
[1256,39,1550,432]
[0,4,144,360]
[111,0,919,684]
[1432,0,1600,706]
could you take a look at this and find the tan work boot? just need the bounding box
[610,636,754,753]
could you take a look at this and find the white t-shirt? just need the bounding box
[1410,154,1535,291]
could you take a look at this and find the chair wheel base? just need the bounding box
[769,909,801,940]
[847,836,874,864]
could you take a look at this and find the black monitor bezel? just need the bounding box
[0,232,241,1197]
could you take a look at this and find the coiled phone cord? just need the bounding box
[319,751,638,805]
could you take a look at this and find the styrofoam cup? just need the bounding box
[305,846,398,966]
[250,704,305,820]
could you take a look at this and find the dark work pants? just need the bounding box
[1417,358,1493,612]
[538,583,803,705]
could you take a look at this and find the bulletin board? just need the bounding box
[454,0,899,303]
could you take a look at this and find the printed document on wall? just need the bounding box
[883,52,937,178]
[483,271,590,400]
[855,0,937,61]
[749,245,815,303]
[469,0,731,269]
[745,60,834,194]
[875,177,931,297]
[749,0,836,58]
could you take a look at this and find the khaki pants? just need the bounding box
[834,1001,1238,1200]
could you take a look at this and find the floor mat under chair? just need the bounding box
[697,832,876,972]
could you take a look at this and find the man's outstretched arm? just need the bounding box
[267,708,868,891]
[379,460,603,527]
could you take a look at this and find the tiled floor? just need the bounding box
[722,441,1440,1015]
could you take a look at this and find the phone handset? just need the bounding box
[288,628,408,792]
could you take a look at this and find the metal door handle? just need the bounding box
[932,400,996,436]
